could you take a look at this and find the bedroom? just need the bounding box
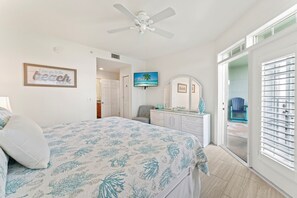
[0,0,297,198]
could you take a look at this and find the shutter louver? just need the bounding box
[261,54,295,169]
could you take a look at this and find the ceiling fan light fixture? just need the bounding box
[147,27,155,31]
[108,4,176,39]
[148,19,153,25]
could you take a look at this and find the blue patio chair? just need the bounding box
[230,97,248,122]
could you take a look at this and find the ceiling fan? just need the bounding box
[107,4,176,39]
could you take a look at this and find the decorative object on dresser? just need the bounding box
[150,109,210,147]
[198,97,206,114]
[24,63,77,88]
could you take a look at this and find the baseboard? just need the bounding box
[250,168,292,198]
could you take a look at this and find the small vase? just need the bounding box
[198,97,205,114]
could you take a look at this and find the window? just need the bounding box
[218,4,297,63]
[247,5,297,48]
[217,39,245,62]
[261,54,295,169]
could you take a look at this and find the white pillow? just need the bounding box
[0,115,50,169]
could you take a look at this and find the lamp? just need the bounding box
[0,97,12,112]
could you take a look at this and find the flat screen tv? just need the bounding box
[134,72,158,88]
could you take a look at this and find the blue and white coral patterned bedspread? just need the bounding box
[6,117,208,198]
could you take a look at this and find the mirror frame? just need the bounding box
[165,75,203,111]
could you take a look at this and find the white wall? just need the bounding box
[0,30,146,127]
[146,42,217,140]
[229,65,248,104]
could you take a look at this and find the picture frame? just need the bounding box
[177,83,187,93]
[24,63,77,88]
[192,84,195,93]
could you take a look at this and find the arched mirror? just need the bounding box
[164,75,202,112]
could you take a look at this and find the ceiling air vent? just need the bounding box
[111,53,120,60]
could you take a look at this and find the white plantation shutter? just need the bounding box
[261,54,295,169]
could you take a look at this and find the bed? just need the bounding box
[5,117,209,198]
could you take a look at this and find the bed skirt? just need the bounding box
[157,168,201,198]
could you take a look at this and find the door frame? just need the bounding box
[100,79,111,118]
[217,62,228,146]
[122,75,130,119]
[217,52,250,166]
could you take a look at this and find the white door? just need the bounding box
[101,79,111,118]
[123,76,130,118]
[110,80,120,116]
[217,62,229,145]
[250,35,297,197]
[101,79,120,118]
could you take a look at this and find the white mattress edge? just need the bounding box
[156,168,191,198]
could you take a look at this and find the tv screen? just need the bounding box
[134,72,158,87]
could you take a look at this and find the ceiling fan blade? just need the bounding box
[150,27,174,38]
[150,7,176,24]
[113,4,137,20]
[107,27,132,33]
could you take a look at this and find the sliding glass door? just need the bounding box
[226,55,249,162]
[218,53,249,163]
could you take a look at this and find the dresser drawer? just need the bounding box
[151,111,164,126]
[164,114,181,131]
[181,116,204,135]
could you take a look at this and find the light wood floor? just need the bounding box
[200,145,285,198]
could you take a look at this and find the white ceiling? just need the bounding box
[0,0,259,60]
[97,58,130,72]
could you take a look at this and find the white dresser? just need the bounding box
[150,109,210,147]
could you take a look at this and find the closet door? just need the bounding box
[250,33,297,197]
[101,79,111,118]
[110,80,120,116]
[123,76,130,118]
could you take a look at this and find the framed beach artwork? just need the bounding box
[24,63,77,88]
[177,83,187,93]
